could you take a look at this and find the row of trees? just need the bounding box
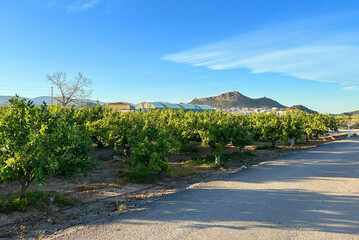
[0,97,339,199]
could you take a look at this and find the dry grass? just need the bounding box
[124,193,152,201]
[76,183,121,192]
[81,190,104,195]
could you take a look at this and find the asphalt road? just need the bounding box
[48,138,359,240]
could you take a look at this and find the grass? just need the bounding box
[180,145,199,153]
[123,150,254,182]
[117,204,127,212]
[183,155,221,169]
[122,166,159,183]
[168,150,253,179]
[221,150,254,160]
[167,165,197,179]
[254,145,275,150]
[77,183,120,191]
[0,190,75,214]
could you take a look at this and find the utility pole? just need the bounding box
[347,122,350,137]
[50,86,53,106]
[344,119,350,137]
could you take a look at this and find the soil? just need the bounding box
[0,134,351,239]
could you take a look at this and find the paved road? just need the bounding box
[49,138,359,240]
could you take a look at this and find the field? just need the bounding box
[0,99,348,238]
[0,135,349,239]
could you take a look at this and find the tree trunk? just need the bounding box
[208,141,216,149]
[19,181,29,200]
[97,140,103,149]
[271,140,276,148]
[123,145,131,158]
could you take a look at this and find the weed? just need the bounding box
[221,150,254,161]
[123,166,158,183]
[77,183,120,192]
[183,156,220,170]
[167,166,197,179]
[181,145,199,153]
[254,145,275,150]
[0,190,75,214]
[117,204,127,212]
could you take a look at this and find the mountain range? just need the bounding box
[342,110,359,116]
[0,96,105,106]
[189,91,317,113]
[1,93,355,115]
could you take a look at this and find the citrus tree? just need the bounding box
[74,102,107,148]
[282,110,305,145]
[197,111,250,162]
[250,113,284,147]
[303,113,338,140]
[0,97,96,199]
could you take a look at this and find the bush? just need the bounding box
[254,145,275,150]
[0,197,27,213]
[0,190,74,214]
[123,166,158,183]
[183,156,221,169]
[167,166,197,179]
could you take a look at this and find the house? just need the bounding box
[104,102,135,112]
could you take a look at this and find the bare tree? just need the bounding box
[47,72,92,107]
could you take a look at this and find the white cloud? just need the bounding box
[342,85,359,90]
[163,15,359,89]
[66,0,101,12]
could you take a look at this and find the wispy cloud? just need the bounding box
[342,85,359,90]
[163,14,359,90]
[66,0,101,12]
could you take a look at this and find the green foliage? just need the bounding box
[250,113,284,147]
[167,166,197,179]
[183,156,221,169]
[220,150,254,159]
[254,145,275,150]
[303,113,338,140]
[282,110,305,143]
[196,111,251,158]
[0,97,96,199]
[0,190,74,214]
[123,166,157,183]
[1,98,339,188]
[75,103,107,147]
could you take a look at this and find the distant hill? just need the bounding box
[289,105,317,114]
[0,95,105,106]
[0,96,14,105]
[189,91,286,109]
[341,110,359,116]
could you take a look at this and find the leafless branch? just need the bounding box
[47,72,93,107]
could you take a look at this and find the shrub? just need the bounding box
[123,166,157,183]
[254,145,275,150]
[0,190,74,214]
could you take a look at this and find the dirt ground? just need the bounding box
[0,134,351,239]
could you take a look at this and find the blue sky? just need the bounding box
[0,0,358,113]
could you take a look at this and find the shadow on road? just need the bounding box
[228,138,359,184]
[50,138,359,238]
[112,188,359,235]
[101,138,359,235]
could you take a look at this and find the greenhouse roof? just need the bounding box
[135,102,214,111]
[197,105,215,110]
[151,102,166,109]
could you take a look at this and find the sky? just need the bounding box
[0,0,358,113]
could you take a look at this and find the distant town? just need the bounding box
[220,107,287,115]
